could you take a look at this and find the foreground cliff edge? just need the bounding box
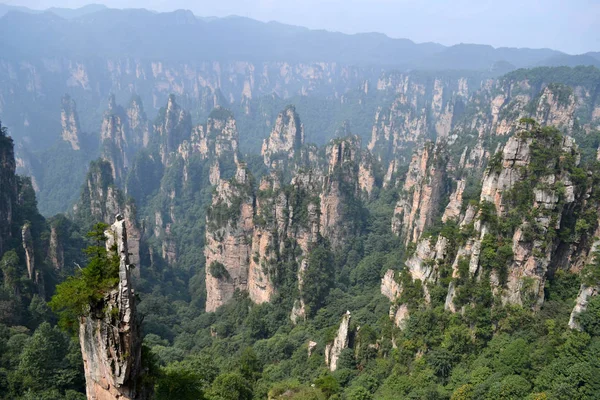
[50,215,148,400]
[81,215,145,400]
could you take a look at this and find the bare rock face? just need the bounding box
[381,270,401,301]
[480,136,532,214]
[178,107,240,184]
[22,222,44,297]
[262,105,304,168]
[79,216,145,400]
[442,180,466,222]
[325,311,352,372]
[74,160,142,277]
[392,142,447,244]
[101,95,150,184]
[155,95,192,166]
[60,94,81,150]
[535,85,576,132]
[126,96,150,148]
[319,136,368,250]
[381,270,411,329]
[48,224,64,270]
[569,285,599,330]
[205,164,254,312]
[205,165,323,312]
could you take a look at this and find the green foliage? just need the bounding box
[207,373,253,400]
[208,262,230,281]
[49,223,120,332]
[577,296,600,336]
[303,243,335,317]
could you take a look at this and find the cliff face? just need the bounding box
[392,142,447,244]
[325,311,352,372]
[101,95,150,184]
[442,125,581,311]
[204,164,324,312]
[74,160,142,276]
[262,105,304,168]
[178,107,240,184]
[155,95,192,166]
[205,164,254,312]
[80,216,144,400]
[21,222,44,297]
[2,58,373,150]
[0,126,52,298]
[320,136,371,249]
[0,132,17,255]
[60,94,81,151]
[368,75,473,168]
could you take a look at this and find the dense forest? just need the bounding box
[1,9,600,397]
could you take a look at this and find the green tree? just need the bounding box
[14,322,81,393]
[207,373,252,400]
[49,223,119,331]
[303,244,335,317]
[578,295,600,336]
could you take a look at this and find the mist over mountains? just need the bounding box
[0,4,598,69]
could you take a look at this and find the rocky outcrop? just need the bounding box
[79,215,145,400]
[60,94,81,150]
[205,166,323,312]
[535,85,576,132]
[445,124,581,311]
[392,142,447,244]
[101,95,150,184]
[320,136,368,249]
[205,164,254,312]
[262,105,304,168]
[442,180,466,222]
[0,129,17,255]
[126,95,150,149]
[48,223,64,271]
[325,311,352,372]
[21,223,44,297]
[178,107,240,183]
[569,285,599,330]
[74,160,142,276]
[381,270,411,328]
[381,270,401,301]
[155,95,192,166]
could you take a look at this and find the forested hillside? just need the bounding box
[0,4,600,394]
[1,62,600,399]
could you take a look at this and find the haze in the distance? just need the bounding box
[4,0,598,54]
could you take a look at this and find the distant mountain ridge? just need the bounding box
[0,5,597,69]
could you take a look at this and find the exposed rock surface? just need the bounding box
[21,223,43,295]
[79,216,145,400]
[325,311,352,372]
[155,95,192,166]
[205,164,254,312]
[74,160,142,276]
[205,166,323,312]
[48,224,64,270]
[262,105,304,168]
[392,142,447,244]
[569,285,599,330]
[381,270,401,301]
[445,125,580,311]
[101,95,150,184]
[442,180,466,222]
[320,136,368,249]
[60,94,81,150]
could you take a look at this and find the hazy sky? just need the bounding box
[5,0,599,54]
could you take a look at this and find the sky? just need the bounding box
[4,0,599,54]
